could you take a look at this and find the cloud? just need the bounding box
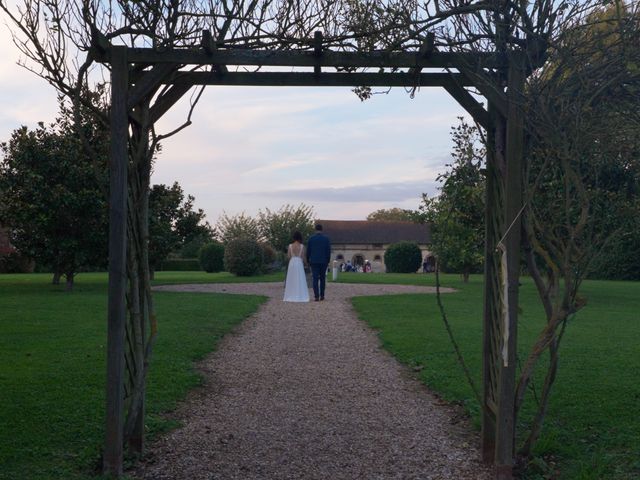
[255,179,438,203]
[242,158,319,175]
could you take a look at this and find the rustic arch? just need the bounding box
[97,31,531,480]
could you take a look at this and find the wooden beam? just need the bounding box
[104,45,129,478]
[201,29,228,74]
[407,32,436,78]
[149,83,194,124]
[458,52,526,120]
[118,48,500,69]
[410,36,489,129]
[460,70,508,118]
[128,63,179,109]
[443,82,489,130]
[164,71,474,88]
[481,103,499,464]
[314,31,323,75]
[416,32,435,59]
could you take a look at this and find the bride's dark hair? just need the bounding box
[292,231,303,242]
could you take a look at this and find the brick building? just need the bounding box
[318,220,433,273]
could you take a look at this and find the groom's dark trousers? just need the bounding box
[307,231,331,300]
[310,263,328,300]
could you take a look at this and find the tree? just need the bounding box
[223,237,263,276]
[148,182,213,274]
[199,242,225,273]
[384,241,422,273]
[257,204,315,253]
[175,194,216,259]
[419,119,485,283]
[366,208,421,223]
[216,212,262,245]
[0,99,108,290]
[516,2,640,457]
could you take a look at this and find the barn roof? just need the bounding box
[317,220,431,245]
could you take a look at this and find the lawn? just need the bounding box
[2,270,638,479]
[347,272,640,480]
[0,272,267,480]
[151,270,285,285]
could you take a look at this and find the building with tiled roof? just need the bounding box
[317,220,433,273]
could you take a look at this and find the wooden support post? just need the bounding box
[481,103,498,463]
[313,31,323,75]
[495,54,525,480]
[202,29,228,74]
[104,45,129,478]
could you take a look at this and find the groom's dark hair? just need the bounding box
[315,223,323,231]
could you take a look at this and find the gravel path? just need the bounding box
[132,282,491,480]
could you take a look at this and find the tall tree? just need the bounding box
[257,204,315,253]
[216,212,262,245]
[0,98,108,290]
[366,207,421,223]
[517,1,640,456]
[149,182,213,274]
[175,194,216,258]
[419,119,485,283]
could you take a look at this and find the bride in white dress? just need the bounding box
[283,231,310,302]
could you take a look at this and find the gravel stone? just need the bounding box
[131,282,491,480]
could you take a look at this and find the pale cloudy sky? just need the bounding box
[0,23,469,225]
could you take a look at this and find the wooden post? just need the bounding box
[495,53,525,480]
[481,102,498,463]
[313,31,323,75]
[104,45,129,478]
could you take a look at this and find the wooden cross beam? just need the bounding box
[164,71,475,88]
[95,47,500,70]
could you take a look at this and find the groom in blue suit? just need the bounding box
[306,223,331,301]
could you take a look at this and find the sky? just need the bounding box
[0,23,470,225]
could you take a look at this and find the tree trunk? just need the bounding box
[463,270,470,283]
[52,271,62,285]
[65,272,74,291]
[519,333,561,458]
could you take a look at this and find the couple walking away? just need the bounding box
[283,224,331,303]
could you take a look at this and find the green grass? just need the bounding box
[334,271,442,286]
[349,273,640,480]
[152,270,285,285]
[3,270,638,479]
[0,272,266,480]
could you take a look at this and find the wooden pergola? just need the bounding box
[97,31,527,480]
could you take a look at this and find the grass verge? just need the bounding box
[349,273,640,480]
[0,273,266,480]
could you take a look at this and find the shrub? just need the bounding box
[384,241,422,273]
[180,234,212,259]
[224,238,263,276]
[260,242,278,272]
[0,252,35,273]
[199,242,225,273]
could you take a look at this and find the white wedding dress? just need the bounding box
[283,243,310,302]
